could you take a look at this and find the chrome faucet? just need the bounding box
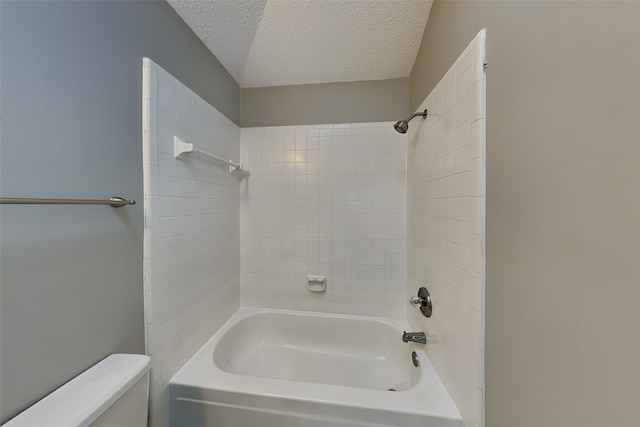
[402,331,427,344]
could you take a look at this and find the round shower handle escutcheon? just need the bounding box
[409,287,433,318]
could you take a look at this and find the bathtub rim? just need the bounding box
[169,307,462,422]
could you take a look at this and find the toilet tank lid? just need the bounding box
[2,354,151,427]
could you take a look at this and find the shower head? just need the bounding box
[394,120,409,134]
[393,109,428,134]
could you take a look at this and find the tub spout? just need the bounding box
[402,331,426,344]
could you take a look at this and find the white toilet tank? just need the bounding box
[2,354,151,427]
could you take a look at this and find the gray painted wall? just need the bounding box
[411,2,640,426]
[240,78,409,127]
[0,1,239,422]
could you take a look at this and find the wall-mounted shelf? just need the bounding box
[174,136,249,177]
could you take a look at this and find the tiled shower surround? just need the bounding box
[142,31,485,427]
[240,124,407,318]
[407,30,486,427]
[143,58,241,427]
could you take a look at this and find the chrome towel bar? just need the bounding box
[0,197,136,208]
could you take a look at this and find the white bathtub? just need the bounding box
[170,308,461,427]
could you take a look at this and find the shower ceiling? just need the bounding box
[166,0,432,88]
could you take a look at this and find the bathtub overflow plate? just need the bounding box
[411,351,419,367]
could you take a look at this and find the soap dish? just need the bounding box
[307,275,326,292]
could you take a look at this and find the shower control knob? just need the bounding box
[410,287,432,318]
[410,296,424,307]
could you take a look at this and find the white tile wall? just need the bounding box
[240,123,407,318]
[407,30,486,427]
[142,58,241,427]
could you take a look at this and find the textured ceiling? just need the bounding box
[167,0,432,88]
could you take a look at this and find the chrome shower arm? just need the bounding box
[404,109,428,122]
